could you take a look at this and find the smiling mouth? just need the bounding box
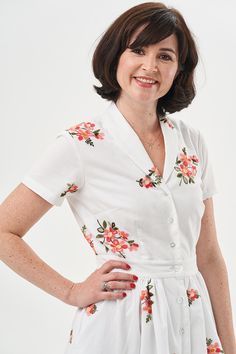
[133,76,158,84]
[133,77,159,88]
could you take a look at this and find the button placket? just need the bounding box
[159,184,171,196]
[163,186,180,255]
[168,216,174,224]
[176,296,184,304]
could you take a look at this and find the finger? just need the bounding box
[98,260,131,274]
[99,291,127,301]
[104,280,136,291]
[104,272,138,282]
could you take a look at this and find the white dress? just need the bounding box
[22,102,224,354]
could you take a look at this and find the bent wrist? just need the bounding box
[63,281,82,306]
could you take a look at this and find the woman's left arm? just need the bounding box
[196,197,236,354]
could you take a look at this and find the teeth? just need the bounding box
[135,77,157,84]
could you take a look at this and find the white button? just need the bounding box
[174,265,183,272]
[168,217,174,224]
[170,242,176,248]
[176,296,184,304]
[169,265,182,272]
[179,327,185,335]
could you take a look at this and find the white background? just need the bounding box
[0,0,235,353]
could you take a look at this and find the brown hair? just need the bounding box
[92,2,199,118]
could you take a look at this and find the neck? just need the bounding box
[115,97,160,136]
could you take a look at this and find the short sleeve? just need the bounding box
[198,130,218,200]
[22,131,84,206]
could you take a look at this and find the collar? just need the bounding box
[101,101,179,183]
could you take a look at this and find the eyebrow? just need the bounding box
[159,48,177,56]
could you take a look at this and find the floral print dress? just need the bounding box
[22,102,223,354]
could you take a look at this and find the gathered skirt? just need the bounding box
[64,255,224,354]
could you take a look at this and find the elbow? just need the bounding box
[197,251,226,273]
[0,231,21,260]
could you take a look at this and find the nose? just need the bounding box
[141,55,158,72]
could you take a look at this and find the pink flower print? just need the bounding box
[186,288,200,306]
[191,154,199,164]
[129,243,139,251]
[103,226,118,241]
[60,183,79,197]
[136,166,162,188]
[206,338,224,353]
[174,147,199,185]
[83,122,95,129]
[140,279,154,323]
[67,121,104,146]
[96,220,139,258]
[68,184,79,193]
[140,176,154,188]
[94,131,104,140]
[86,303,98,316]
[160,116,174,129]
[179,151,192,166]
[191,165,197,176]
[111,239,129,254]
[117,230,129,240]
[81,225,98,255]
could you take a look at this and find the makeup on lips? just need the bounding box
[133,76,158,88]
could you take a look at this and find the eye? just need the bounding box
[159,54,172,61]
[130,48,144,55]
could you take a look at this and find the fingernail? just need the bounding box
[122,292,127,297]
[130,283,136,288]
[133,275,138,281]
[125,264,131,269]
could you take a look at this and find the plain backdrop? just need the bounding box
[0,0,235,353]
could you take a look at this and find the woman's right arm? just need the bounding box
[0,183,137,307]
[0,183,76,303]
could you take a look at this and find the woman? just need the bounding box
[0,2,235,353]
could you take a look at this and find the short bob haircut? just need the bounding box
[92,2,199,118]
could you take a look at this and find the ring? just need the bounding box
[102,281,112,292]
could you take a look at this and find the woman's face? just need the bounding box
[116,28,179,106]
